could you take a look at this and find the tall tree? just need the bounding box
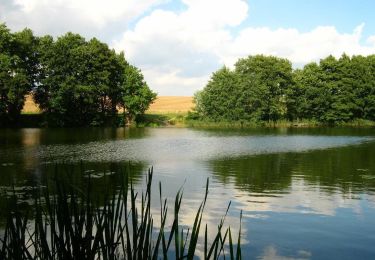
[294,62,330,121]
[1,25,156,127]
[195,66,244,121]
[235,55,293,122]
[120,63,156,123]
[36,33,91,126]
[0,24,38,124]
[35,33,131,126]
[294,54,373,123]
[363,55,375,120]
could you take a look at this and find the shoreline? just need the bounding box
[3,112,374,129]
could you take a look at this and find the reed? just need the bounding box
[0,167,242,259]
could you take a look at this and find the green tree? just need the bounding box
[349,55,370,119]
[292,62,329,121]
[362,55,375,120]
[294,54,372,123]
[195,55,293,123]
[0,24,38,124]
[35,33,92,126]
[120,63,156,123]
[34,33,131,126]
[319,55,352,123]
[196,53,375,125]
[1,25,156,127]
[194,66,243,121]
[234,55,293,122]
[33,32,155,126]
[285,68,303,121]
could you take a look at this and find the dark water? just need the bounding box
[1,127,375,259]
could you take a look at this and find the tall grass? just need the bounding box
[0,167,242,259]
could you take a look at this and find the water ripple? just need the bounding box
[36,135,373,163]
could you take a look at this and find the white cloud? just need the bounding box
[367,35,375,45]
[236,178,364,217]
[114,1,375,95]
[180,0,248,28]
[259,246,311,260]
[222,23,375,66]
[13,0,163,27]
[142,68,210,95]
[114,0,248,95]
[0,0,165,38]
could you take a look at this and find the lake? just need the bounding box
[1,127,375,259]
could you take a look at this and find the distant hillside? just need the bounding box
[23,96,194,114]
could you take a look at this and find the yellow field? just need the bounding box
[23,95,41,113]
[22,95,195,114]
[147,96,194,114]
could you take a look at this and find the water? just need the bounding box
[1,127,375,259]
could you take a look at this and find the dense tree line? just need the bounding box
[0,23,156,126]
[194,54,375,124]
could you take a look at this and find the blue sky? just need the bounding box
[245,0,375,34]
[1,0,375,95]
[143,0,375,38]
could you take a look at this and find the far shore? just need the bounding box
[22,95,195,114]
[17,95,375,128]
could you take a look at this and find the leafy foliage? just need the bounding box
[235,55,293,122]
[0,24,39,125]
[195,67,244,121]
[121,64,157,123]
[0,23,156,127]
[195,54,375,124]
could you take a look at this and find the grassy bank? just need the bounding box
[135,113,187,127]
[185,119,375,128]
[0,166,242,259]
[136,113,375,128]
[4,112,375,128]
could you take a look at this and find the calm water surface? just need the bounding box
[1,127,375,259]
